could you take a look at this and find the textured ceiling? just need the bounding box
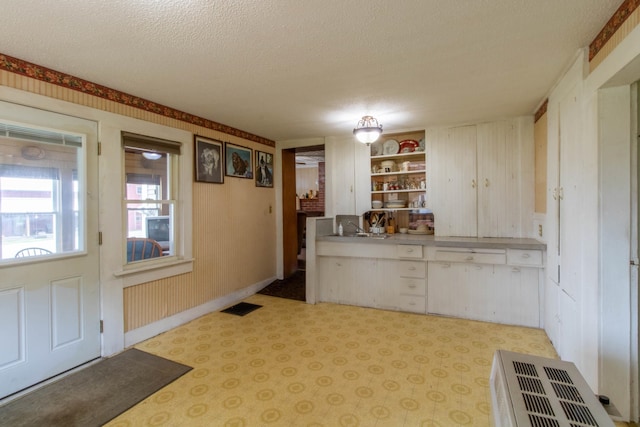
[0,1,623,142]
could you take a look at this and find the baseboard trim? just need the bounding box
[124,277,276,348]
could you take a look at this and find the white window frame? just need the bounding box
[114,130,193,287]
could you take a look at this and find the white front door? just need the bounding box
[0,102,100,399]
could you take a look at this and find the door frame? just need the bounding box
[274,138,325,279]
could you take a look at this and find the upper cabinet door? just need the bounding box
[477,121,519,237]
[428,125,477,237]
[325,136,359,216]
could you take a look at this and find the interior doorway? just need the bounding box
[281,145,325,279]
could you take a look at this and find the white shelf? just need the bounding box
[372,189,426,194]
[371,151,425,160]
[369,207,432,212]
[371,170,425,177]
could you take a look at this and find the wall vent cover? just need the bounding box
[490,350,614,427]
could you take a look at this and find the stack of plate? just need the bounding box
[385,201,406,208]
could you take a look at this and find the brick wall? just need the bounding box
[299,162,325,214]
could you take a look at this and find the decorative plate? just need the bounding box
[382,139,399,155]
[370,141,382,156]
[399,139,419,153]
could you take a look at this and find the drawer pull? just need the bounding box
[408,285,416,289]
[409,266,416,271]
[465,256,474,261]
[512,267,521,273]
[521,253,530,259]
[407,248,414,253]
[441,263,451,269]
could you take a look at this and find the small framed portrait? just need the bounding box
[255,150,273,188]
[225,142,253,179]
[195,136,224,184]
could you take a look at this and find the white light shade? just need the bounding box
[142,152,162,160]
[353,115,383,145]
[354,128,382,144]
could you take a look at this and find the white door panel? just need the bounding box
[0,102,100,399]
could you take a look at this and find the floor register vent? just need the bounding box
[490,350,614,427]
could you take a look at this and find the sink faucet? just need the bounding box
[347,221,367,234]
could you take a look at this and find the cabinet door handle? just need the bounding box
[553,188,558,200]
[485,178,490,187]
[471,179,476,189]
[441,263,451,269]
[512,267,521,273]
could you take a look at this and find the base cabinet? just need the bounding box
[427,261,540,327]
[377,259,427,313]
[315,242,543,327]
[317,256,377,308]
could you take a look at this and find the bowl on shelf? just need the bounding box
[380,160,396,172]
[371,200,384,209]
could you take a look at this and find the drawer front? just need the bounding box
[394,295,426,313]
[507,249,543,266]
[435,250,505,265]
[397,245,423,259]
[397,277,426,296]
[397,261,426,278]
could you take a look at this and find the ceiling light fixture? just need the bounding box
[353,115,383,145]
[142,152,162,160]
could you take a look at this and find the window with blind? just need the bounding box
[122,131,181,263]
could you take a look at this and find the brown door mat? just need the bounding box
[0,348,192,427]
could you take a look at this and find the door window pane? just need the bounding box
[0,124,84,260]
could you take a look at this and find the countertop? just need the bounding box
[316,233,546,250]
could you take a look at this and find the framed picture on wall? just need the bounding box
[255,150,273,188]
[225,142,253,179]
[194,136,224,184]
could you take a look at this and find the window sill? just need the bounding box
[115,257,194,288]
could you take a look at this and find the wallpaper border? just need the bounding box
[589,0,640,61]
[0,53,275,147]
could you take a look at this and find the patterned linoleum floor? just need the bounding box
[104,294,605,427]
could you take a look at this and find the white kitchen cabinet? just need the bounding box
[377,259,427,314]
[317,256,377,307]
[427,261,493,320]
[325,136,371,216]
[427,118,534,238]
[427,247,542,327]
[492,265,540,327]
[428,125,477,237]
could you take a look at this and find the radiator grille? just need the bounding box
[529,414,561,427]
[490,350,614,427]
